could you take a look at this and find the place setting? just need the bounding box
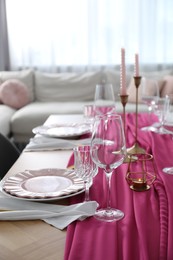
[25,121,92,151]
[0,166,98,230]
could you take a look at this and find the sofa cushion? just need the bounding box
[103,69,132,99]
[0,69,34,101]
[0,79,30,109]
[35,71,103,102]
[127,77,165,103]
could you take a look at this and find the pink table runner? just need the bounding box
[64,113,173,260]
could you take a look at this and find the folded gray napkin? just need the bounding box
[0,197,97,230]
[24,136,91,151]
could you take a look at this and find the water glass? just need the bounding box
[73,145,98,201]
[94,83,116,115]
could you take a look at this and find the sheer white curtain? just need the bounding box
[0,0,9,70]
[5,0,173,72]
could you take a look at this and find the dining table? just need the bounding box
[0,113,173,260]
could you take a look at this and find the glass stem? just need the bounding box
[148,106,152,125]
[159,113,164,132]
[84,181,90,201]
[105,171,112,209]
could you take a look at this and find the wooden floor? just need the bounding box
[0,220,66,260]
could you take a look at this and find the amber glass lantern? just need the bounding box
[126,153,157,192]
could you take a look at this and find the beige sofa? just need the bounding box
[0,68,172,145]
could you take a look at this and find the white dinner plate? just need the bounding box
[2,168,84,201]
[32,123,91,138]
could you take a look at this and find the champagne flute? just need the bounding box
[90,113,126,222]
[94,83,116,116]
[73,145,98,201]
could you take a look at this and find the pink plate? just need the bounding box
[2,168,84,201]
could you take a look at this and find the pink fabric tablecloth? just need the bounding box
[64,113,173,260]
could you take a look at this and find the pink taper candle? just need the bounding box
[120,48,127,95]
[134,53,139,77]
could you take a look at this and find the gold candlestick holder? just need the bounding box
[119,94,129,135]
[119,94,136,163]
[127,76,146,154]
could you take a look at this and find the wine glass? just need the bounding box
[163,93,173,134]
[153,97,170,134]
[83,104,95,131]
[162,94,173,174]
[90,113,126,222]
[141,78,159,131]
[94,83,116,116]
[73,145,98,201]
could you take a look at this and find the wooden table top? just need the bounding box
[1,149,73,260]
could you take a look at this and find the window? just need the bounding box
[5,0,173,72]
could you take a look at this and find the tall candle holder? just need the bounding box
[127,76,146,154]
[119,94,129,135]
[119,94,137,163]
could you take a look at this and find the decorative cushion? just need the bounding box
[127,77,165,103]
[161,76,173,103]
[0,79,30,109]
[0,70,34,101]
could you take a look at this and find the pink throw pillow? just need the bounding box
[127,78,164,103]
[0,79,30,109]
[161,75,173,103]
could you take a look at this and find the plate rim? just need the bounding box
[2,168,84,201]
[1,187,84,201]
